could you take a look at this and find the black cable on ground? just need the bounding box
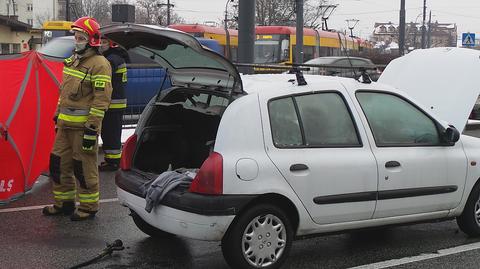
[69,239,125,269]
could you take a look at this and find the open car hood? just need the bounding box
[101,23,243,94]
[379,47,480,131]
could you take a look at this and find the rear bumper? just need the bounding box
[115,170,257,216]
[117,187,235,241]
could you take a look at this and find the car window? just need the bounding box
[356,92,440,146]
[209,95,229,106]
[305,58,335,65]
[295,93,360,146]
[183,93,228,109]
[335,59,350,67]
[38,38,74,58]
[269,97,303,147]
[269,92,360,148]
[127,50,159,65]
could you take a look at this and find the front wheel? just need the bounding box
[457,183,480,237]
[221,204,293,269]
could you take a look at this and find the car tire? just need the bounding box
[457,183,480,237]
[221,204,293,269]
[130,210,174,238]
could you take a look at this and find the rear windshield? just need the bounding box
[130,44,225,70]
[160,90,228,105]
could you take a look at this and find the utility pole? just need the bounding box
[238,0,255,74]
[427,10,432,48]
[399,0,406,56]
[66,0,70,21]
[158,0,175,25]
[421,0,427,49]
[224,0,234,61]
[295,0,304,64]
[167,0,171,25]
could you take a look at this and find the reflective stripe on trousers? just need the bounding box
[104,149,122,159]
[58,108,90,123]
[78,192,100,203]
[109,99,127,109]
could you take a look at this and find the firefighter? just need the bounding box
[42,17,112,221]
[98,37,128,171]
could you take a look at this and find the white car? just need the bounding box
[104,24,480,269]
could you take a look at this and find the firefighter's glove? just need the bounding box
[82,129,97,151]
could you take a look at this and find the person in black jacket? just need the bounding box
[99,37,128,171]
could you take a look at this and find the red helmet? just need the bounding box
[71,17,101,47]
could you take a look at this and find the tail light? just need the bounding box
[189,152,223,195]
[120,134,137,170]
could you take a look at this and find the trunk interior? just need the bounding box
[132,94,224,174]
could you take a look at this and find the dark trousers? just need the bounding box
[101,109,124,165]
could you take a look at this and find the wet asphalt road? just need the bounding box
[2,132,480,269]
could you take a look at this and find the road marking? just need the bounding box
[348,241,480,269]
[0,198,119,213]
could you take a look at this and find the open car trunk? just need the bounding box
[132,90,226,175]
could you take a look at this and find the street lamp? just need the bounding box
[346,19,359,37]
[224,0,235,60]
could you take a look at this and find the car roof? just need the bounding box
[241,73,394,97]
[305,56,373,63]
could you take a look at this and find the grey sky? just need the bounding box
[170,0,480,40]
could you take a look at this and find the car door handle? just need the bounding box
[290,164,309,171]
[385,161,401,168]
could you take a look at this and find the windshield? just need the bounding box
[254,40,281,64]
[38,37,74,58]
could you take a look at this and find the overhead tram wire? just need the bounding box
[336,7,423,16]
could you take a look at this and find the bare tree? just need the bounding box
[224,0,328,29]
[35,12,52,28]
[135,0,185,25]
[70,0,112,25]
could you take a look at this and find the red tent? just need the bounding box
[0,51,63,203]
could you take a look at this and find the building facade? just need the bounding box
[0,0,34,25]
[372,21,457,51]
[0,15,41,53]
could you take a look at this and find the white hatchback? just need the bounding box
[105,24,480,269]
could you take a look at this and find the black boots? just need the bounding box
[70,209,96,221]
[42,201,75,216]
[99,162,119,172]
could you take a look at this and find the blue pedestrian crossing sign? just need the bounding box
[462,33,475,47]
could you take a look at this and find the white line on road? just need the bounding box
[0,198,119,214]
[348,241,480,269]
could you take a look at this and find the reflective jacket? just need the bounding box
[104,48,127,111]
[56,49,113,133]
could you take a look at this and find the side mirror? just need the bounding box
[444,125,460,143]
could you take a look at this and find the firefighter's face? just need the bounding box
[74,31,89,44]
[100,39,110,53]
[73,31,89,53]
